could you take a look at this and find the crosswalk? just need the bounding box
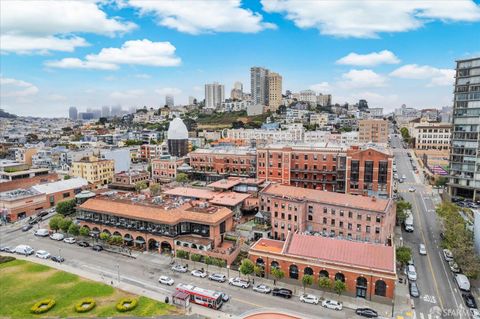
[417,313,441,319]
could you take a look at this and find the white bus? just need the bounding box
[176,283,223,309]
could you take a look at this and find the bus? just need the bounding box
[176,283,223,309]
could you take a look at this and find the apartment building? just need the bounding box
[70,156,114,187]
[151,156,185,183]
[257,144,393,198]
[140,144,164,161]
[259,183,395,245]
[268,72,282,111]
[110,171,150,190]
[358,119,388,144]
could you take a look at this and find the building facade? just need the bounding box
[205,82,225,109]
[358,119,388,144]
[0,188,47,222]
[70,156,115,186]
[251,67,269,105]
[151,156,185,183]
[448,57,480,201]
[268,72,282,111]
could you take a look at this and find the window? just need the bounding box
[331,219,335,226]
[356,224,361,231]
[376,216,381,223]
[308,214,313,221]
[323,217,327,224]
[62,192,70,198]
[350,160,360,181]
[331,209,336,215]
[281,213,285,219]
[288,214,292,221]
[323,208,328,214]
[348,211,353,218]
[366,226,371,233]
[375,227,380,234]
[357,214,362,220]
[366,215,371,222]
[340,210,344,217]
[364,161,374,183]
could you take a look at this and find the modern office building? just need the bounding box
[251,67,269,105]
[205,82,225,109]
[69,107,78,120]
[165,94,174,107]
[448,56,480,201]
[268,72,282,111]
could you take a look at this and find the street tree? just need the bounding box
[56,199,76,216]
[99,232,110,241]
[302,274,314,293]
[333,280,346,295]
[49,215,63,232]
[318,277,332,297]
[254,265,264,277]
[271,268,285,285]
[176,173,189,184]
[79,226,90,237]
[396,246,412,266]
[135,181,148,192]
[239,259,255,280]
[150,183,161,196]
[59,218,73,233]
[396,200,412,225]
[67,223,80,236]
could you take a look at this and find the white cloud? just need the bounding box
[110,89,145,100]
[155,87,182,95]
[0,0,136,54]
[47,94,67,102]
[125,0,275,34]
[261,0,480,38]
[336,50,400,66]
[338,69,387,89]
[134,73,151,79]
[390,64,455,86]
[45,39,181,70]
[0,77,39,97]
[309,82,331,92]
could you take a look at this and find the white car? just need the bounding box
[449,261,461,273]
[470,309,480,319]
[50,233,64,241]
[228,277,250,288]
[402,174,406,180]
[253,284,271,294]
[407,265,417,281]
[158,275,174,286]
[191,269,207,278]
[443,249,454,262]
[34,229,49,237]
[208,273,226,282]
[64,237,76,244]
[322,299,343,310]
[171,264,188,273]
[299,294,319,305]
[35,250,51,259]
[408,187,416,192]
[419,244,427,255]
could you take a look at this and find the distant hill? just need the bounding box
[0,109,17,118]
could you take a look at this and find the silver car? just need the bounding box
[253,284,271,294]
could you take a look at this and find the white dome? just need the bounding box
[167,118,188,140]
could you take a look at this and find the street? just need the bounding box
[391,134,469,319]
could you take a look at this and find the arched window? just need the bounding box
[271,261,279,270]
[304,267,313,276]
[375,280,387,297]
[319,270,329,278]
[256,258,265,266]
[356,276,368,298]
[289,265,299,280]
[357,277,367,287]
[334,272,345,282]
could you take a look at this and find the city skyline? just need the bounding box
[1,0,480,117]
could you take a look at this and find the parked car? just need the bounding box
[22,224,33,232]
[402,174,407,179]
[321,299,343,310]
[208,273,226,282]
[455,274,471,292]
[14,244,34,255]
[253,284,271,294]
[272,288,293,299]
[449,261,461,273]
[228,277,250,288]
[35,250,51,259]
[171,264,188,273]
[408,187,416,192]
[409,281,420,298]
[50,233,64,241]
[419,244,427,255]
[0,246,15,253]
[77,241,90,247]
[470,309,480,319]
[463,293,478,309]
[51,256,65,263]
[92,245,103,251]
[300,294,319,305]
[64,237,76,244]
[220,293,230,302]
[34,228,49,237]
[443,249,454,262]
[191,269,207,278]
[355,308,379,318]
[407,265,417,281]
[158,275,174,286]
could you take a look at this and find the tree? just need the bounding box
[56,199,76,216]
[396,246,412,266]
[68,223,80,236]
[396,200,412,225]
[135,181,148,192]
[99,232,110,241]
[254,265,264,277]
[150,183,161,196]
[79,226,90,237]
[318,277,332,297]
[176,173,189,184]
[333,280,346,295]
[271,267,285,285]
[108,235,123,245]
[435,176,448,187]
[63,175,71,180]
[239,259,255,280]
[302,274,314,293]
[59,218,73,233]
[191,253,202,267]
[49,215,63,232]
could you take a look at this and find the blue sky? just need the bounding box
[1,0,480,117]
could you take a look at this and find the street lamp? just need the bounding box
[116,263,120,284]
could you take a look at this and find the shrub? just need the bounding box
[176,250,189,260]
[0,256,15,264]
[31,299,56,314]
[116,298,138,312]
[74,298,96,313]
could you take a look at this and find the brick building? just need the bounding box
[32,178,88,208]
[70,156,114,187]
[358,119,389,144]
[259,183,395,244]
[151,156,185,183]
[249,234,396,300]
[188,147,256,182]
[110,171,150,190]
[0,188,47,222]
[257,144,393,198]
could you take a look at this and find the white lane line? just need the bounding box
[436,251,460,311]
[419,312,425,319]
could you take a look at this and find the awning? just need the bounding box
[134,239,145,244]
[123,237,133,242]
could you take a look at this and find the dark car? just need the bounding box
[439,232,445,240]
[51,256,65,263]
[0,246,15,253]
[22,224,33,232]
[355,308,379,318]
[37,211,49,218]
[272,288,293,299]
[77,241,90,247]
[409,281,420,298]
[28,217,41,225]
[463,293,478,309]
[92,245,103,251]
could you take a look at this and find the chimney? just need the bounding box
[372,196,376,202]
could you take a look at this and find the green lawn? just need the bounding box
[0,258,179,318]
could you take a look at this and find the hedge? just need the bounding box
[116,298,138,312]
[74,298,96,313]
[0,256,15,264]
[31,299,55,314]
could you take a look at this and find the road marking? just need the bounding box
[436,251,462,316]
[411,193,444,309]
[422,295,436,304]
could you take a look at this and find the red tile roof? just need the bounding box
[286,234,394,272]
[251,238,285,254]
[262,183,390,212]
[210,192,251,207]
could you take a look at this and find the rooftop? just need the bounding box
[208,177,265,190]
[163,186,251,207]
[0,188,43,201]
[190,147,256,156]
[261,183,391,212]
[251,238,285,254]
[32,178,88,194]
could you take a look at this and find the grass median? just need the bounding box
[0,258,178,318]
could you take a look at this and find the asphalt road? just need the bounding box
[391,135,469,319]
[1,225,367,319]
